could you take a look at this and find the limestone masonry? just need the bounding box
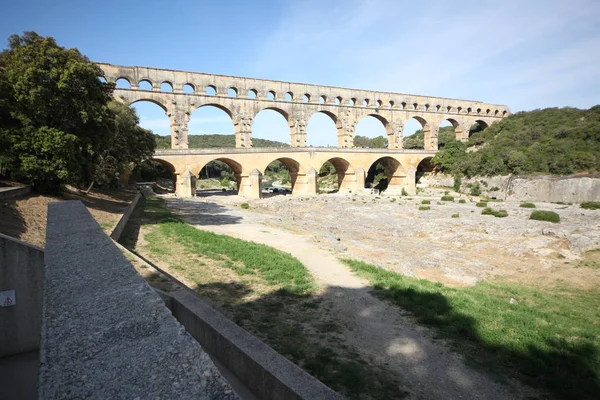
[98,62,509,150]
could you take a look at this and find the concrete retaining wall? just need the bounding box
[109,191,142,241]
[160,288,342,400]
[0,186,31,201]
[0,233,44,358]
[421,173,600,203]
[39,201,236,399]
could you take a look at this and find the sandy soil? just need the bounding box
[0,187,138,247]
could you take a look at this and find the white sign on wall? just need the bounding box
[0,290,16,307]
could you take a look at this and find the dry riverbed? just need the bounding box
[195,187,600,290]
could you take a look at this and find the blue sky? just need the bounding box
[2,0,600,146]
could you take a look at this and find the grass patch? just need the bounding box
[421,199,431,205]
[451,213,460,218]
[126,196,404,398]
[240,202,250,209]
[475,202,488,207]
[440,195,454,201]
[520,202,536,208]
[530,210,560,223]
[458,199,466,204]
[418,206,430,211]
[341,258,600,400]
[581,202,600,210]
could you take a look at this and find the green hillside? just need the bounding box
[432,106,600,177]
[154,134,289,149]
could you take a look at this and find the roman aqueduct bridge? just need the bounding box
[98,63,510,197]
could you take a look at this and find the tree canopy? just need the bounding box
[431,106,600,177]
[0,32,155,192]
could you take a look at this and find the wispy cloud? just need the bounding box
[250,0,600,111]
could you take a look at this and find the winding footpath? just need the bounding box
[165,196,532,399]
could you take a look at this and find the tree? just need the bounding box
[353,135,388,148]
[0,32,155,191]
[88,102,156,188]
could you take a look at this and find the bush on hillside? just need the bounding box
[530,210,560,223]
[581,202,600,210]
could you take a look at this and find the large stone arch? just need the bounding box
[197,157,244,192]
[355,113,392,148]
[261,156,306,194]
[318,157,356,192]
[305,110,344,147]
[129,98,168,112]
[365,155,408,194]
[404,115,438,151]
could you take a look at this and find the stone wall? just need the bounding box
[0,233,44,358]
[160,288,343,400]
[0,185,31,200]
[421,173,600,203]
[109,192,142,242]
[39,201,236,399]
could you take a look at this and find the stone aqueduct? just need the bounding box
[98,63,510,198]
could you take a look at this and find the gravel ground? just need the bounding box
[195,187,600,290]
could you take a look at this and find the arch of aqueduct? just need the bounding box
[98,63,510,198]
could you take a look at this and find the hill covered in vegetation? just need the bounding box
[432,106,600,177]
[154,134,289,149]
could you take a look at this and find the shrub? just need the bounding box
[240,203,249,209]
[520,202,536,208]
[453,175,462,192]
[418,206,430,211]
[458,199,466,204]
[530,210,560,223]
[476,202,488,207]
[482,207,508,218]
[470,183,482,196]
[581,202,600,210]
[481,207,496,215]
[421,200,431,204]
[490,186,500,191]
[401,188,408,196]
[220,177,230,187]
[495,210,508,218]
[441,195,454,201]
[451,213,460,218]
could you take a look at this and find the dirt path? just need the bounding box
[164,196,529,399]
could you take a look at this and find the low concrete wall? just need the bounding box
[39,201,236,399]
[0,185,31,200]
[109,191,142,241]
[0,234,44,358]
[161,288,342,400]
[422,173,600,203]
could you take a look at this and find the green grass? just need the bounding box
[421,199,431,204]
[240,202,249,209]
[530,210,560,223]
[451,213,460,218]
[475,201,488,207]
[581,202,600,210]
[128,196,404,398]
[341,258,600,400]
[520,202,536,208]
[418,206,430,211]
[458,199,466,204]
[441,195,454,201]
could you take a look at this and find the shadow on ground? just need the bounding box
[120,195,242,249]
[183,280,598,400]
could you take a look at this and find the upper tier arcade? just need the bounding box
[98,62,510,151]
